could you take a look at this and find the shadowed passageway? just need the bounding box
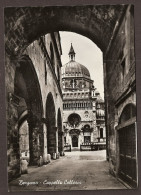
[9,150,126,191]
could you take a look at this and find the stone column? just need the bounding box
[41,118,48,164]
[7,92,21,181]
[103,126,106,138]
[62,132,64,155]
[90,131,93,142]
[58,131,64,156]
[43,123,47,164]
[48,126,57,159]
[29,127,38,165]
[56,128,58,155]
[27,114,43,165]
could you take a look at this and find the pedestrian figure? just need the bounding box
[38,156,43,167]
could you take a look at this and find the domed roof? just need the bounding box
[62,60,91,78]
[62,44,91,79]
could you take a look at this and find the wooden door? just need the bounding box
[72,136,78,147]
[119,123,137,188]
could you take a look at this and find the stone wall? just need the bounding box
[104,5,136,176]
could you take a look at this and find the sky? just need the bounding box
[60,32,104,99]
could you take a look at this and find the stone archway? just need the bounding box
[4,5,126,56]
[5,5,130,158]
[46,92,57,158]
[8,55,44,181]
[14,55,44,165]
[8,56,43,179]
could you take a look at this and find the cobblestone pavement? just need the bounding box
[8,150,126,191]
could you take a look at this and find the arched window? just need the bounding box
[119,103,136,124]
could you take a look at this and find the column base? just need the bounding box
[56,152,60,159]
[52,153,56,160]
[47,154,51,163]
[21,159,28,174]
[60,151,65,156]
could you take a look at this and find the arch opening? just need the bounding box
[46,92,56,157]
[117,103,137,188]
[72,136,78,147]
[14,55,44,166]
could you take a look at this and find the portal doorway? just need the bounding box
[46,92,56,157]
[72,136,78,147]
[117,103,137,188]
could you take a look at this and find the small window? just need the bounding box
[64,137,66,144]
[100,128,103,138]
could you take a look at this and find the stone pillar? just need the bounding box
[43,123,47,164]
[41,118,48,164]
[7,92,21,181]
[93,126,98,142]
[58,131,64,156]
[103,126,106,138]
[80,131,83,145]
[90,131,93,142]
[28,126,38,165]
[62,132,64,155]
[56,129,58,155]
[48,126,57,159]
[27,115,43,165]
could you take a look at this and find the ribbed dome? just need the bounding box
[62,60,91,79]
[96,109,105,117]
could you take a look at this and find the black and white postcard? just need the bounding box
[1,0,139,193]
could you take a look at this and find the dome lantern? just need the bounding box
[62,44,91,79]
[68,43,76,61]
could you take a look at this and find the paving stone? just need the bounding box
[9,150,126,191]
